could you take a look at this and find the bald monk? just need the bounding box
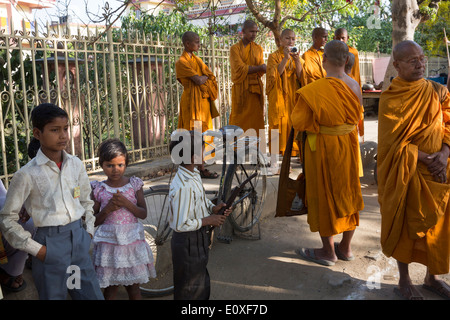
[301,27,328,86]
[229,20,266,136]
[334,28,361,87]
[266,29,303,164]
[378,40,450,300]
[176,31,218,178]
[292,40,364,266]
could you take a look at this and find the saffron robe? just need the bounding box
[348,46,361,87]
[300,46,326,86]
[176,51,218,132]
[378,77,450,275]
[266,47,302,156]
[229,40,265,135]
[291,78,364,237]
[347,46,364,138]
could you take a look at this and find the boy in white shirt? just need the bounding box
[169,130,231,300]
[0,103,103,300]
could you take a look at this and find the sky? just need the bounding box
[32,0,125,27]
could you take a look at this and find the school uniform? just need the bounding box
[0,149,103,300]
[169,166,215,300]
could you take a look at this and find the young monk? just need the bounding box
[301,27,328,86]
[334,28,361,87]
[175,31,219,178]
[229,20,266,137]
[266,29,303,172]
[378,40,450,300]
[291,40,364,266]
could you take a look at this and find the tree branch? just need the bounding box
[245,0,273,29]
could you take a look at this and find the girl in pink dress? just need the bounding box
[91,139,156,300]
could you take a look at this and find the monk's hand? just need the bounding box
[283,46,290,57]
[426,145,449,183]
[259,64,267,73]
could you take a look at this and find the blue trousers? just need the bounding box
[32,219,104,300]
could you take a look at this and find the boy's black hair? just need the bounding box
[169,130,204,165]
[98,138,129,167]
[31,103,69,131]
[28,137,41,159]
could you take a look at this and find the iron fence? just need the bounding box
[1,21,408,187]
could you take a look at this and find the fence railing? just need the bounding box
[2,21,426,187]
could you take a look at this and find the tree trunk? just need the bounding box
[382,0,422,90]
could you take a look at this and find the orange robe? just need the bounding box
[300,46,326,86]
[176,51,218,132]
[291,78,364,237]
[229,40,265,135]
[378,77,450,275]
[348,46,361,87]
[347,46,364,138]
[266,47,301,156]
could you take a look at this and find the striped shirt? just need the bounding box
[169,166,215,232]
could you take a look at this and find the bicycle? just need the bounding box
[138,125,269,297]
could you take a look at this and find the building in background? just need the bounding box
[185,0,246,29]
[126,0,247,30]
[0,0,55,33]
[125,0,177,17]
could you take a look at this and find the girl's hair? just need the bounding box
[98,138,129,167]
[31,103,69,131]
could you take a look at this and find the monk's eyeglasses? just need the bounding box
[399,56,427,66]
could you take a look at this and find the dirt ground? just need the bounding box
[2,115,449,302]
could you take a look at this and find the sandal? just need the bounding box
[295,247,336,266]
[423,281,450,300]
[200,169,219,179]
[334,242,355,261]
[0,269,27,292]
[393,285,424,300]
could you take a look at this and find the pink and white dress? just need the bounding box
[91,176,156,288]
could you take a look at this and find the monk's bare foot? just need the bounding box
[334,242,354,261]
[296,248,337,266]
[423,276,450,300]
[310,248,337,264]
[394,282,424,300]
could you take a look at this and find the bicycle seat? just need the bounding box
[220,125,244,141]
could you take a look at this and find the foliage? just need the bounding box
[0,46,45,176]
[120,9,207,40]
[415,1,450,58]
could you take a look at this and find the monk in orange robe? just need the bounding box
[336,28,364,139]
[300,27,328,86]
[229,20,266,137]
[334,28,361,87]
[266,29,303,166]
[378,40,450,300]
[176,31,219,178]
[291,40,364,266]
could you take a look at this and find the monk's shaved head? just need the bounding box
[281,28,295,37]
[392,40,425,82]
[182,31,199,45]
[345,52,355,74]
[334,28,348,37]
[242,19,258,31]
[312,27,327,38]
[324,40,349,67]
[393,40,423,61]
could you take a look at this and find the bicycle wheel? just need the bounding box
[139,185,174,297]
[223,149,267,233]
